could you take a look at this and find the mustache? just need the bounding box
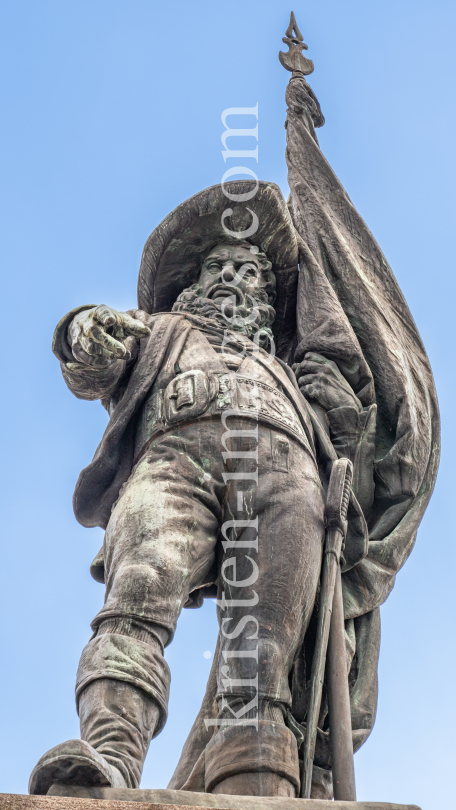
[172,284,276,351]
[205,283,245,306]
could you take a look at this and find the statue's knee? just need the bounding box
[107,562,165,604]
[76,631,170,735]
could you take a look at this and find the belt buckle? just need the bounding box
[164,370,215,424]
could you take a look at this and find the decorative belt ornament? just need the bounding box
[137,369,308,454]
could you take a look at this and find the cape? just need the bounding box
[167,77,440,791]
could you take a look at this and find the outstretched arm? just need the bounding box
[53,304,150,404]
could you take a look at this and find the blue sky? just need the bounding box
[0,2,454,808]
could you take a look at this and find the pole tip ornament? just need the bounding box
[279,11,314,76]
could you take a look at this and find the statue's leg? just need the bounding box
[30,425,223,794]
[206,426,325,797]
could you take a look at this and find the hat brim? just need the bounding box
[137,181,298,359]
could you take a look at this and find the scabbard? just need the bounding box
[327,564,356,801]
[301,526,341,798]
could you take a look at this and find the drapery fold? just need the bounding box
[286,76,439,624]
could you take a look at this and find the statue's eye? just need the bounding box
[242,264,258,276]
[207,261,221,271]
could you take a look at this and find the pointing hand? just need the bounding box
[68,305,150,368]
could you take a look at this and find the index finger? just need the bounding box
[121,313,151,338]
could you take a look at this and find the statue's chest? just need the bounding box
[133,327,307,456]
[174,329,281,390]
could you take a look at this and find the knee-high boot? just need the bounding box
[79,677,161,788]
[29,678,161,794]
[29,621,170,795]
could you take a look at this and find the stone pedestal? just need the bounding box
[0,789,421,810]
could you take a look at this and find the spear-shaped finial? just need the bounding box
[279,11,314,76]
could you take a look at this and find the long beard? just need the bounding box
[172,284,275,351]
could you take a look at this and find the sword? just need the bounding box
[300,457,356,800]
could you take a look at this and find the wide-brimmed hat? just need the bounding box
[137,180,299,358]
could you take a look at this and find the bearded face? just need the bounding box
[172,243,276,349]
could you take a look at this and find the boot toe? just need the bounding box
[29,739,127,795]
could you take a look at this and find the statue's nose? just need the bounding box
[222,263,235,283]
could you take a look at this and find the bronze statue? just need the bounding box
[29,13,439,803]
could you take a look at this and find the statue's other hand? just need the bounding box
[293,352,362,412]
[68,305,151,368]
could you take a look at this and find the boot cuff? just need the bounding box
[204,721,300,793]
[76,633,170,735]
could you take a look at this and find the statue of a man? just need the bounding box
[29,39,439,803]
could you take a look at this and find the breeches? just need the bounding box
[76,419,325,729]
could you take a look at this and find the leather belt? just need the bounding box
[134,369,314,460]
